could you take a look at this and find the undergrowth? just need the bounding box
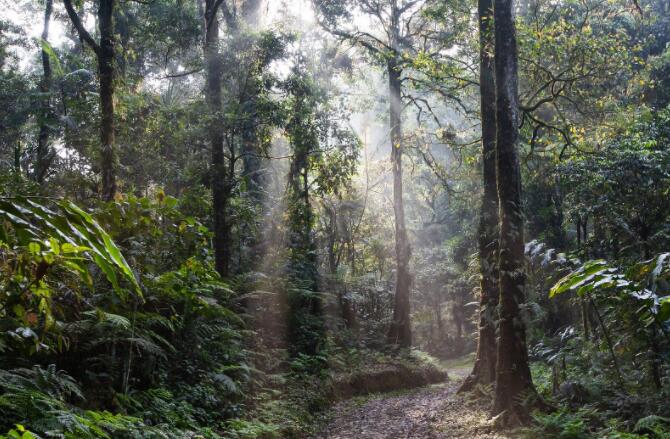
[523,361,670,439]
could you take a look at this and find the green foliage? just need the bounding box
[0,365,168,438]
[525,408,594,439]
[525,408,670,439]
[0,193,252,436]
[634,415,670,438]
[551,253,670,324]
[4,0,670,436]
[0,197,143,357]
[516,0,637,153]
[1,425,37,439]
[0,197,140,298]
[560,107,670,261]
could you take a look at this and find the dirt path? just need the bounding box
[311,367,515,439]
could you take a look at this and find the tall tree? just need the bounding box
[223,0,269,266]
[313,0,428,348]
[208,0,283,275]
[460,0,498,393]
[284,64,322,356]
[386,0,412,347]
[34,0,54,183]
[204,0,232,277]
[64,0,118,201]
[492,0,540,424]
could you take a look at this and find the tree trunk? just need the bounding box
[285,79,322,356]
[580,297,590,340]
[227,0,267,268]
[649,325,662,389]
[452,301,465,355]
[205,0,230,277]
[460,0,498,393]
[35,0,54,183]
[14,140,21,174]
[241,0,262,27]
[287,123,317,290]
[242,130,264,204]
[63,0,118,200]
[550,177,565,248]
[114,4,130,77]
[492,0,540,424]
[325,203,338,274]
[241,120,266,265]
[576,217,582,246]
[386,57,412,348]
[99,0,117,201]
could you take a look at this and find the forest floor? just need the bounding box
[311,356,517,439]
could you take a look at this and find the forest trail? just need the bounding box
[312,364,514,439]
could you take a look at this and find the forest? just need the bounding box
[1,0,670,437]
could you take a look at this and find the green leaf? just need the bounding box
[49,237,60,255]
[659,297,670,322]
[0,197,141,300]
[550,260,610,297]
[39,39,63,76]
[61,201,141,296]
[28,242,40,254]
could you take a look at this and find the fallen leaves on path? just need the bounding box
[311,368,516,439]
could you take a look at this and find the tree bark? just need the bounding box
[386,52,412,348]
[492,0,540,424]
[63,0,118,201]
[576,217,582,246]
[35,0,54,183]
[460,0,498,393]
[580,297,590,340]
[99,0,117,201]
[205,0,230,277]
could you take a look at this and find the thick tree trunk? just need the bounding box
[99,0,117,201]
[205,0,230,277]
[386,56,412,348]
[63,0,118,200]
[460,0,498,393]
[35,0,54,183]
[492,0,540,425]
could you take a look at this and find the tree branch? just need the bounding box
[161,67,204,79]
[63,0,100,55]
